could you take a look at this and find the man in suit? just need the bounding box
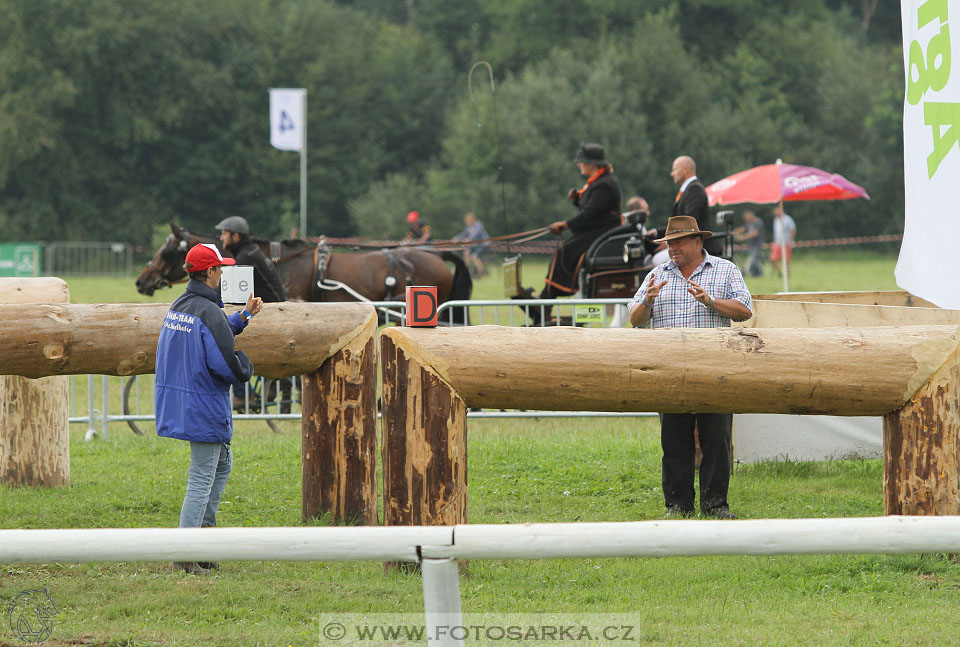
[671,156,721,256]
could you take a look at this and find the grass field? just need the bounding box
[5,249,959,647]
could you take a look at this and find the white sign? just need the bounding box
[574,305,604,324]
[896,0,960,308]
[269,88,306,152]
[220,265,255,304]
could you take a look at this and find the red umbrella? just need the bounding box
[705,161,870,206]
[704,160,869,292]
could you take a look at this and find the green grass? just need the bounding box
[3,421,960,646]
[5,250,949,646]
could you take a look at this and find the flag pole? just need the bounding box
[299,89,308,239]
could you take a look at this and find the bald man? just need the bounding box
[670,156,721,256]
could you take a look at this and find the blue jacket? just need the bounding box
[155,280,254,443]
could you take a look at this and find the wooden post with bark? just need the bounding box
[0,278,71,488]
[0,301,379,523]
[380,334,467,529]
[302,313,379,525]
[380,323,960,523]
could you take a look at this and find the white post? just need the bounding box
[299,89,308,239]
[421,557,463,647]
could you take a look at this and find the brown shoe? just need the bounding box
[703,505,737,519]
[172,561,212,576]
[663,505,694,519]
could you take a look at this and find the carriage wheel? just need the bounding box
[122,376,146,436]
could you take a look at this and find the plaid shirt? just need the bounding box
[629,252,752,328]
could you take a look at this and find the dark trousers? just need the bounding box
[660,412,732,513]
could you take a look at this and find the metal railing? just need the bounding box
[44,241,135,276]
[70,299,654,438]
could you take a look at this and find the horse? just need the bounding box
[135,223,472,320]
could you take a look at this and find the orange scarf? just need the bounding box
[575,167,608,199]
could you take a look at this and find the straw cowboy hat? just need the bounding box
[653,215,713,243]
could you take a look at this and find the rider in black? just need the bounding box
[215,216,287,303]
[518,143,621,324]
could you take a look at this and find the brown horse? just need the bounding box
[135,223,472,319]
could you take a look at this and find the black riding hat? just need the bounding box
[573,143,608,166]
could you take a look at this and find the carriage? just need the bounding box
[505,209,736,313]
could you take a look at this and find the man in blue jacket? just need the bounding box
[155,242,262,575]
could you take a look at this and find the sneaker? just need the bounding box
[662,505,694,519]
[703,505,737,519]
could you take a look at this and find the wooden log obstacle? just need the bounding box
[0,278,71,487]
[0,300,378,525]
[381,321,960,526]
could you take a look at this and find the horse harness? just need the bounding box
[311,237,332,302]
[381,249,414,300]
[149,235,190,288]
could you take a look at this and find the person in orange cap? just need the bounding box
[405,210,432,244]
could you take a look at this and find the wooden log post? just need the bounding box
[884,343,960,515]
[381,324,960,521]
[0,301,379,523]
[380,333,467,528]
[0,278,71,487]
[302,312,379,525]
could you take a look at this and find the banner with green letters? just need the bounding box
[897,0,960,307]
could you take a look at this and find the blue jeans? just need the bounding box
[179,441,232,528]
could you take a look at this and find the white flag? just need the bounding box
[269,88,306,152]
[896,0,960,308]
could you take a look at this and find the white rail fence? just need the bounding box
[2,517,959,647]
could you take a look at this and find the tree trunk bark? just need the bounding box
[884,350,960,515]
[381,334,467,528]
[302,314,378,525]
[0,278,70,487]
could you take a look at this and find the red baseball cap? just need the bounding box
[406,210,420,223]
[184,243,235,272]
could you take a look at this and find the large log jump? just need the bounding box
[381,323,960,525]
[0,300,379,525]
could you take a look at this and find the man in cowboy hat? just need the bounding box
[628,216,752,520]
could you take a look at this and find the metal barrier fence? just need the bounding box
[44,241,135,276]
[71,299,654,438]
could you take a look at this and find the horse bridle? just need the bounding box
[149,235,190,289]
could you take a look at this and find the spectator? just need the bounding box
[733,210,765,277]
[670,155,722,256]
[626,195,669,266]
[154,243,262,575]
[628,216,752,519]
[453,212,491,278]
[770,204,797,276]
[405,210,432,244]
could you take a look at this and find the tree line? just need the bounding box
[0,0,904,246]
